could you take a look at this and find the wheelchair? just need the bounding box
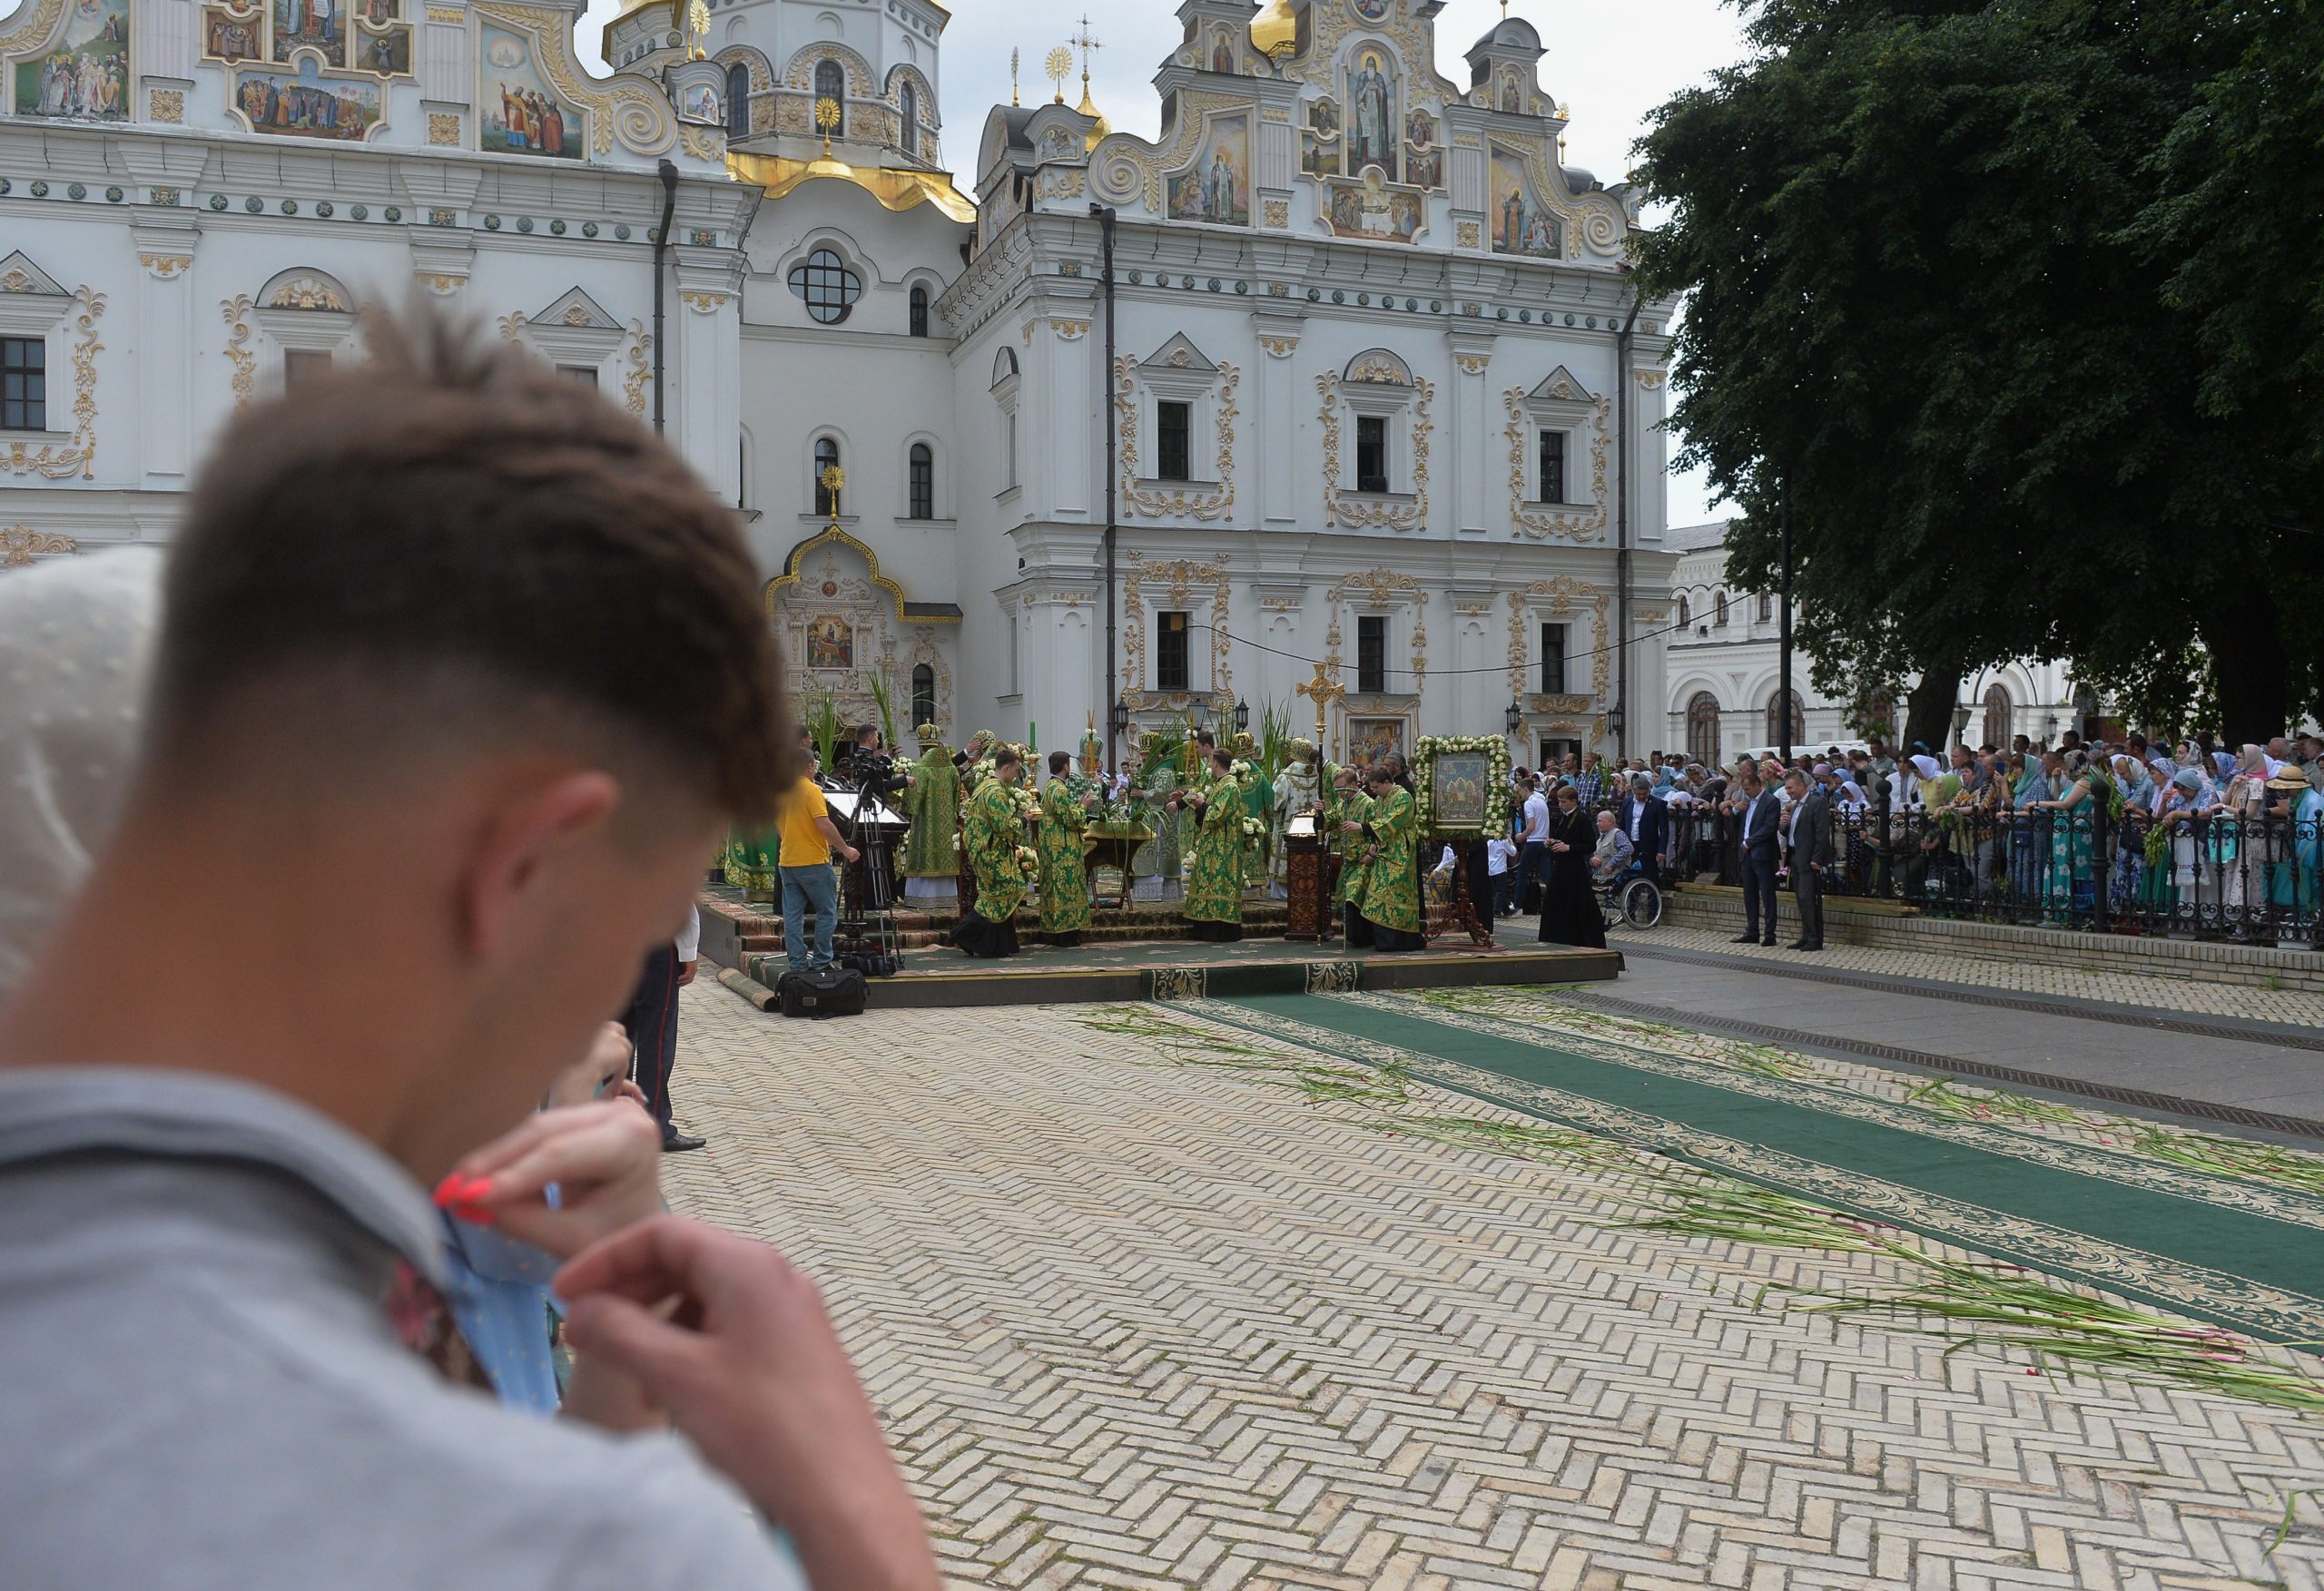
[1598,860,1665,931]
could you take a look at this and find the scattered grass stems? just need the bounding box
[1904,1077,2083,1126]
[2128,1126,2324,1198]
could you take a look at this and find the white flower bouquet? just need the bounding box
[1014,845,1040,879]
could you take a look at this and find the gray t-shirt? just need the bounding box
[0,1068,806,1591]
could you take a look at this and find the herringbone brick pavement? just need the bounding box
[661,982,2324,1589]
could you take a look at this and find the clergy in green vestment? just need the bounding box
[895,724,961,888]
[949,747,1028,959]
[1037,750,1096,945]
[1180,747,1246,941]
[1358,765,1425,951]
[1329,765,1374,946]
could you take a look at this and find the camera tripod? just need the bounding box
[832,779,902,979]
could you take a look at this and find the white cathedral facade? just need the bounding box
[0,0,1678,769]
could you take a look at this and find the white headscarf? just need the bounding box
[0,548,165,999]
[1908,754,1942,781]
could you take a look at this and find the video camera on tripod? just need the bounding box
[823,735,908,979]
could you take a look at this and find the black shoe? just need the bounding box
[661,1128,705,1153]
[1787,938,1811,950]
[1760,938,1777,948]
[1730,933,1758,945]
[1802,942,1823,952]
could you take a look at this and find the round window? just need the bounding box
[787,247,862,325]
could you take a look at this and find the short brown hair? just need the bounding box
[150,306,793,822]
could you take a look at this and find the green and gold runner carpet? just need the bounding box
[1172,990,2324,1347]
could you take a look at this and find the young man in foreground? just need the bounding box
[0,312,936,1590]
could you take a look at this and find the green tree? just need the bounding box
[1635,0,2312,744]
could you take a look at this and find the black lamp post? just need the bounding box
[1606,704,1626,742]
[1233,697,1250,734]
[1505,700,1523,734]
[1108,696,1129,740]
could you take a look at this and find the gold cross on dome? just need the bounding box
[814,94,840,155]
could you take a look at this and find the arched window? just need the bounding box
[1757,593,1773,623]
[907,442,933,519]
[1686,692,1721,768]
[1713,591,1728,628]
[786,247,861,324]
[899,80,917,156]
[813,59,844,134]
[1765,688,1806,748]
[908,283,930,338]
[724,63,751,138]
[1983,683,2013,750]
[911,663,936,730]
[1678,594,1691,626]
[812,437,840,515]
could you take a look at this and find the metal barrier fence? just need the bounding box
[1621,800,2324,948]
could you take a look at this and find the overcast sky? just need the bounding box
[577,0,1751,525]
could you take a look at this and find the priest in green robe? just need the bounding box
[1330,765,1374,946]
[1180,747,1247,940]
[895,723,962,905]
[1037,749,1096,946]
[1357,764,1425,950]
[949,746,1029,959]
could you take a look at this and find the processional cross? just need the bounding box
[1296,659,1345,755]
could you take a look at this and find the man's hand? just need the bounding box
[841,844,862,864]
[675,958,697,987]
[557,1219,939,1591]
[446,1100,665,1260]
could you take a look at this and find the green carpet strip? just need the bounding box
[1189,993,2324,1345]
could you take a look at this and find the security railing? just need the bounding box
[1630,799,2323,948]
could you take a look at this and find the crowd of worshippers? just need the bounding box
[1492,731,2324,942]
[0,311,940,1589]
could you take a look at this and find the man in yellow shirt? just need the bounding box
[778,763,860,976]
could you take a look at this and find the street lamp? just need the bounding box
[1605,703,1626,741]
[1233,697,1250,734]
[1505,700,1523,734]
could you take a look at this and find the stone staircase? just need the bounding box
[707,891,1299,964]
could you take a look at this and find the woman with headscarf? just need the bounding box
[1536,782,1604,948]
[1900,752,1943,812]
[2159,765,2212,924]
[2023,751,2106,924]
[2211,744,2270,918]
[2107,754,2154,917]
[2266,765,2323,939]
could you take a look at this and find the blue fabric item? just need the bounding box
[438,1213,565,1416]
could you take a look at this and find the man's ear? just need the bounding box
[458,771,620,962]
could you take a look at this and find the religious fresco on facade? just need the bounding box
[678,81,718,123]
[232,58,381,139]
[1344,48,1396,180]
[1206,23,1236,74]
[806,615,855,671]
[271,0,344,67]
[1349,0,1391,20]
[16,0,132,123]
[1497,66,1524,113]
[352,22,407,74]
[1326,169,1421,243]
[480,23,580,158]
[1347,718,1404,770]
[202,5,262,62]
[1491,146,1562,257]
[357,0,395,23]
[1403,107,1441,190]
[1300,95,1339,179]
[1165,113,1248,227]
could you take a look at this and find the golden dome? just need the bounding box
[1250,0,1296,57]
[1077,82,1111,149]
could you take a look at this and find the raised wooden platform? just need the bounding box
[696,886,1620,1009]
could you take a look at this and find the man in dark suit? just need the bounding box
[1783,767,1837,950]
[1731,768,1781,946]
[1615,772,1667,882]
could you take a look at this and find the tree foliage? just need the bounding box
[1634,0,2319,744]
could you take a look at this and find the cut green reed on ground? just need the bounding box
[1067,1004,2324,1418]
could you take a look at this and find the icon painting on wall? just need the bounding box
[272,0,344,67]
[1207,25,1235,74]
[806,615,855,672]
[1327,170,1421,243]
[679,81,718,123]
[1300,96,1339,179]
[17,0,131,122]
[1347,718,1404,770]
[1491,147,1562,258]
[354,24,408,74]
[202,5,262,62]
[1166,113,1249,226]
[1345,50,1395,180]
[1350,0,1390,19]
[481,23,582,158]
[232,57,382,139]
